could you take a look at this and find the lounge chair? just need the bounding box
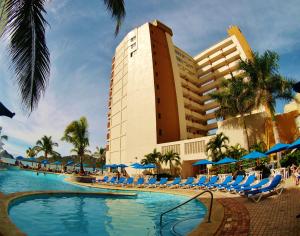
[164,177,181,188]
[93,175,109,184]
[188,176,207,188]
[238,178,270,193]
[178,177,195,188]
[245,175,283,202]
[208,175,232,189]
[218,175,244,190]
[106,176,117,185]
[122,177,134,187]
[144,177,157,188]
[135,177,145,187]
[112,177,126,185]
[227,174,256,192]
[197,176,219,189]
[149,177,168,188]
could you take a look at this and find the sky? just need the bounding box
[0,0,299,157]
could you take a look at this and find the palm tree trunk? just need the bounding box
[241,115,250,151]
[45,151,48,159]
[80,155,84,174]
[169,162,172,176]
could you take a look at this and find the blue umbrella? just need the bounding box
[41,160,49,164]
[28,157,37,162]
[288,138,300,150]
[0,102,15,118]
[241,151,267,160]
[104,164,112,168]
[215,157,237,165]
[16,156,24,160]
[193,159,214,166]
[144,163,156,169]
[66,160,74,166]
[104,164,118,168]
[265,143,290,155]
[117,164,128,168]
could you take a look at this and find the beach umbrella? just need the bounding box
[28,157,37,162]
[15,156,24,160]
[104,164,112,168]
[0,102,15,118]
[117,164,128,168]
[192,159,214,165]
[241,151,267,160]
[265,143,290,155]
[144,163,156,169]
[215,157,237,165]
[41,160,49,164]
[288,138,300,150]
[66,160,74,166]
[52,161,61,165]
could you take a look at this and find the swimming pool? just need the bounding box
[1,169,206,236]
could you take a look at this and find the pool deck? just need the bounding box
[66,177,300,236]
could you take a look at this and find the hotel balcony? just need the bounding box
[181,79,199,94]
[185,108,206,121]
[184,98,203,112]
[186,120,207,130]
[198,80,221,94]
[203,101,219,111]
[206,122,218,131]
[182,87,202,102]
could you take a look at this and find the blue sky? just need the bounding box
[0,0,299,156]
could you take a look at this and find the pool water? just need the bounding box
[1,169,206,236]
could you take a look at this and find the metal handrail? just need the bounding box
[159,190,213,228]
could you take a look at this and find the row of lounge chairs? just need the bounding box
[94,174,284,202]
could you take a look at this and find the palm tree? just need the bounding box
[62,117,90,174]
[239,51,295,145]
[206,132,229,162]
[210,76,255,151]
[93,146,106,174]
[26,147,36,158]
[141,149,163,174]
[250,141,267,153]
[34,135,59,159]
[0,0,126,112]
[162,150,181,176]
[225,144,247,160]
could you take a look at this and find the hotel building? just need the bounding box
[106,20,253,175]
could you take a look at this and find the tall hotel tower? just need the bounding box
[106,20,252,165]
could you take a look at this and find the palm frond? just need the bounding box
[4,0,50,112]
[103,0,125,36]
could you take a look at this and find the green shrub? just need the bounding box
[280,150,300,167]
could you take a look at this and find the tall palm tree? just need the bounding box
[34,135,58,159]
[225,144,247,160]
[62,117,89,174]
[162,150,181,176]
[26,147,36,158]
[239,51,295,145]
[0,0,126,112]
[93,146,106,174]
[206,132,229,162]
[210,76,255,151]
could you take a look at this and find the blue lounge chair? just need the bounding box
[245,175,283,202]
[145,177,157,187]
[208,175,232,189]
[238,178,270,193]
[107,176,117,184]
[218,175,244,190]
[149,177,168,188]
[93,175,109,184]
[135,177,144,187]
[178,177,194,187]
[197,176,219,188]
[122,177,134,187]
[227,174,256,192]
[166,177,181,188]
[189,176,207,188]
[112,177,126,185]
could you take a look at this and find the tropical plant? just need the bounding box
[0,0,126,112]
[162,150,181,175]
[250,141,267,152]
[280,150,300,167]
[206,132,229,162]
[239,50,295,145]
[141,149,163,174]
[210,76,255,151]
[26,147,36,158]
[225,144,247,160]
[62,117,90,174]
[34,135,59,159]
[93,146,106,174]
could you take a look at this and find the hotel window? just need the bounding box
[158,113,161,119]
[131,43,136,49]
[157,98,160,104]
[130,36,136,42]
[130,50,136,57]
[155,72,158,77]
[159,129,163,136]
[156,84,159,90]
